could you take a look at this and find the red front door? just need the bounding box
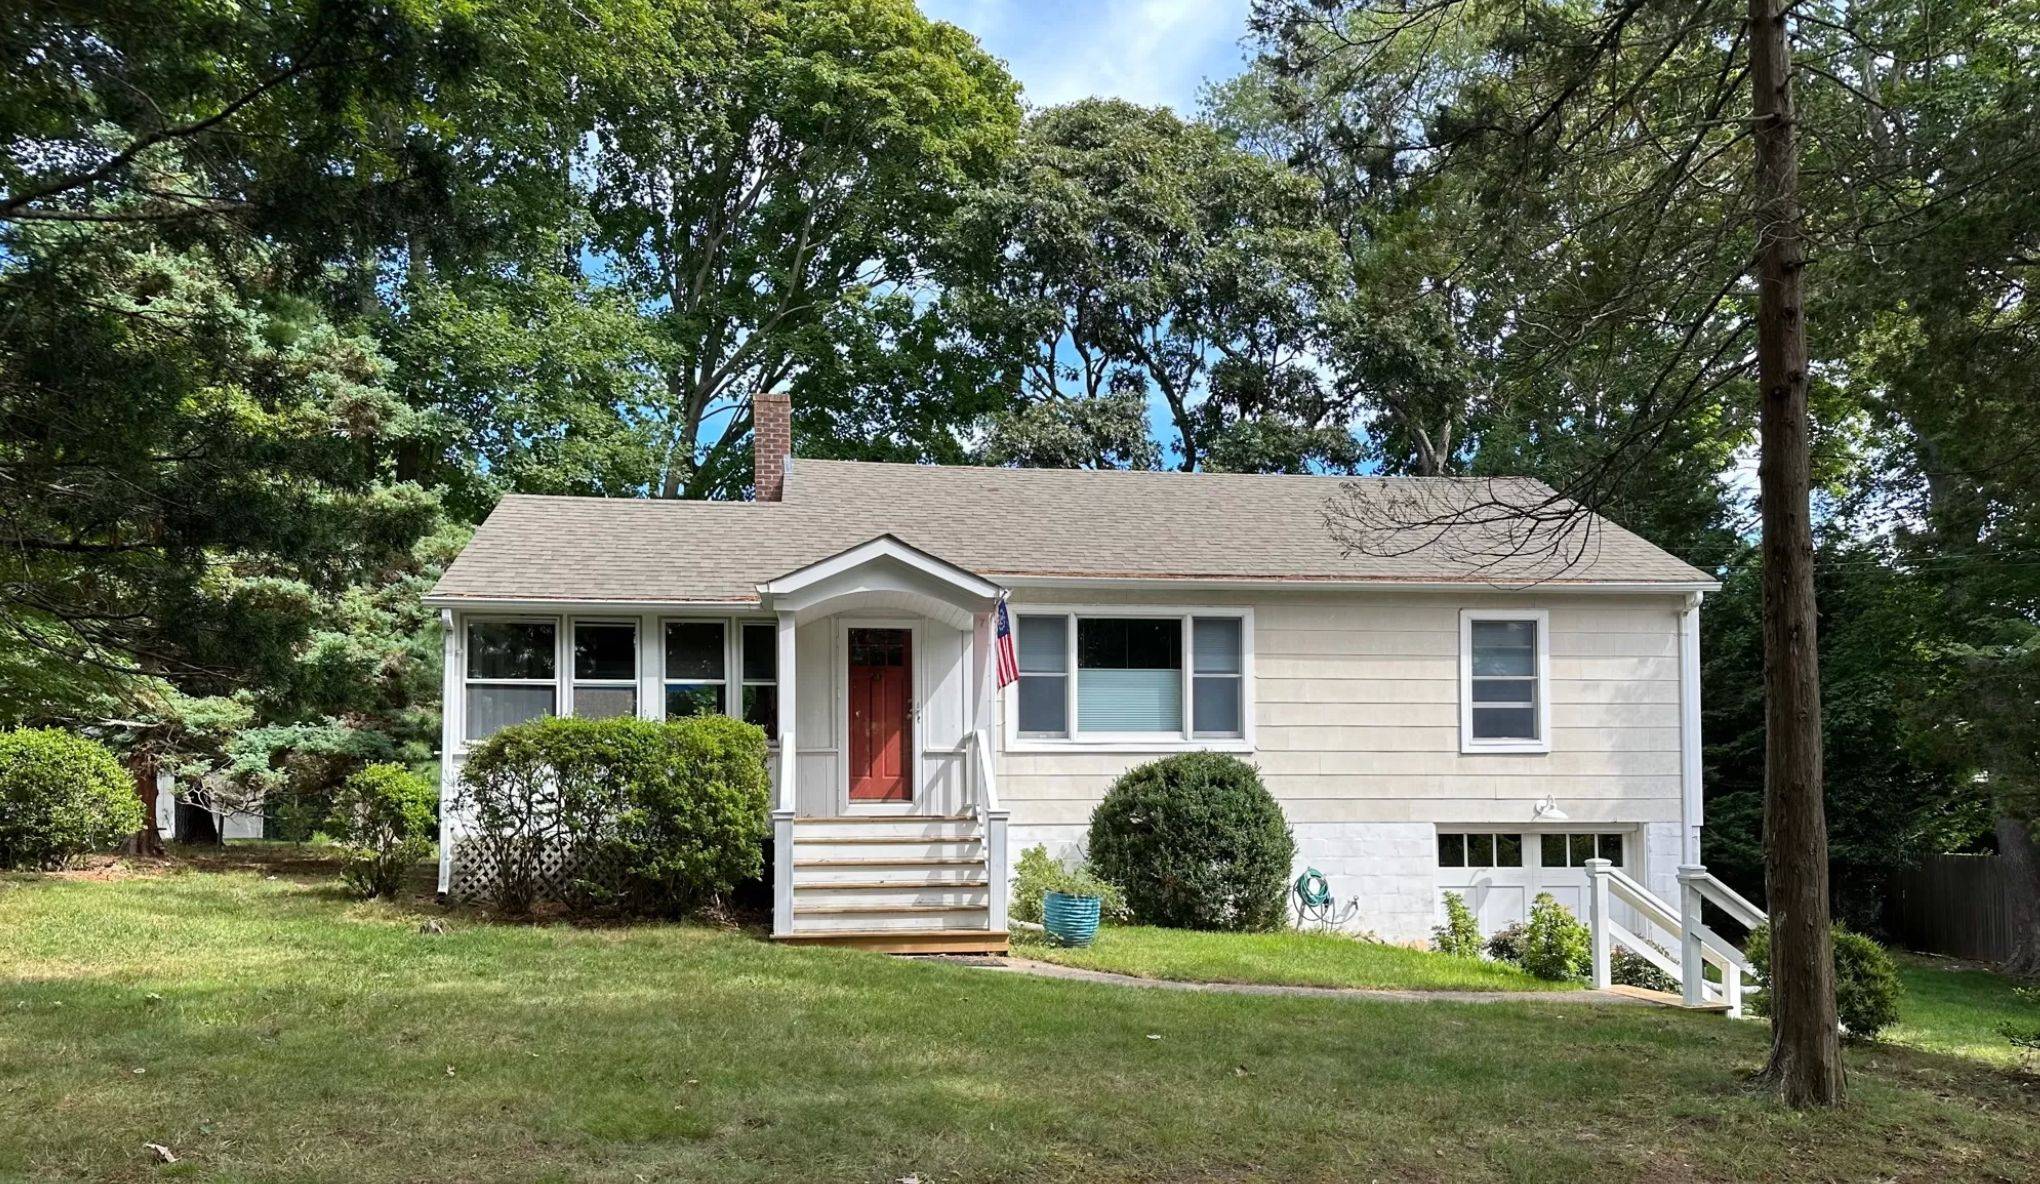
[847,628,912,802]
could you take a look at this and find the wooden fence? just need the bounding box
[1884,854,2021,962]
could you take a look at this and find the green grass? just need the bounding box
[1883,953,2040,1070]
[1013,923,1578,992]
[3,855,2037,1183]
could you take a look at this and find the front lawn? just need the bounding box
[4,858,2037,1183]
[1013,923,1577,992]
[1884,953,2039,1070]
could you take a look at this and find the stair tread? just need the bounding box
[795,903,991,915]
[795,856,986,868]
[797,879,991,891]
[794,813,976,824]
[797,834,982,845]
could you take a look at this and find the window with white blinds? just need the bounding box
[1011,609,1250,746]
[1459,609,1550,753]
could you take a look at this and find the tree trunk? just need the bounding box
[1995,815,2040,976]
[1748,0,1843,1107]
[125,747,164,858]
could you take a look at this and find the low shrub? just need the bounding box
[1086,752,1295,931]
[1611,943,1677,993]
[1011,844,1125,924]
[1432,891,1482,957]
[456,715,769,916]
[328,763,435,898]
[1485,921,1527,965]
[1744,922,1903,1041]
[0,729,141,870]
[1519,893,1592,981]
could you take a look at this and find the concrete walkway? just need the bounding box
[974,956,1669,1006]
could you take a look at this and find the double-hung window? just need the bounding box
[664,621,727,718]
[1013,609,1249,745]
[1460,609,1549,753]
[464,620,557,742]
[662,619,780,740]
[571,621,638,719]
[740,622,779,740]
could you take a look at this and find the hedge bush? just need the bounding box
[456,715,769,916]
[1744,922,1903,1041]
[1086,752,1294,931]
[1519,893,1592,981]
[1432,891,1482,957]
[0,729,141,870]
[1011,843,1126,925]
[328,763,435,898]
[1611,943,1677,993]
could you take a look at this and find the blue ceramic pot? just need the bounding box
[1042,890,1102,947]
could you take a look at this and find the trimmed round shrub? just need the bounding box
[328,763,436,899]
[1086,752,1295,931]
[1519,893,1591,981]
[0,729,141,870]
[457,715,769,916]
[1744,922,1903,1041]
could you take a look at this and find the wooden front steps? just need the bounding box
[785,812,1000,950]
[772,929,1010,955]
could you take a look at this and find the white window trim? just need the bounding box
[459,614,562,747]
[1004,604,1255,754]
[657,615,780,742]
[568,617,639,718]
[1458,607,1551,754]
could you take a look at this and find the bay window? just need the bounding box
[1460,609,1550,753]
[1012,609,1249,746]
[464,620,557,742]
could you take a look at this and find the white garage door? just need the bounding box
[1436,830,1634,934]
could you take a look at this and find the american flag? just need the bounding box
[994,596,1020,688]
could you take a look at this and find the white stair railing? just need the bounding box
[962,728,1009,933]
[1586,859,1764,1017]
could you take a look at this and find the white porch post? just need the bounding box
[437,609,459,897]
[1677,863,1708,1006]
[771,609,798,937]
[1584,857,1613,989]
[1679,592,1705,866]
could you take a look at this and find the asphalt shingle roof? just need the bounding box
[427,459,1716,606]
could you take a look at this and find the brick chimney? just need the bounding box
[752,391,792,502]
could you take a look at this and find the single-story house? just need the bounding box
[425,394,1718,953]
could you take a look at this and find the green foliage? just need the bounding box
[1484,921,1527,966]
[1431,891,1482,958]
[1087,753,1296,931]
[0,729,141,870]
[957,98,1355,474]
[1612,945,1677,994]
[1518,894,1592,983]
[2003,987,2040,1056]
[456,716,769,916]
[1746,923,1905,1041]
[329,763,436,898]
[1011,844,1126,925]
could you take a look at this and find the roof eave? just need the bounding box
[992,574,1721,595]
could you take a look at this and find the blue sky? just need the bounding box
[920,0,1255,114]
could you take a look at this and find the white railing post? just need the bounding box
[1677,864,1708,1007]
[771,611,798,938]
[1584,857,1613,989]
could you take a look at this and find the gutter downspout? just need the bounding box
[1679,592,1706,866]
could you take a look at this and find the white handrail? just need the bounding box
[963,728,1009,932]
[1588,859,1757,1015]
[1692,871,1766,930]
